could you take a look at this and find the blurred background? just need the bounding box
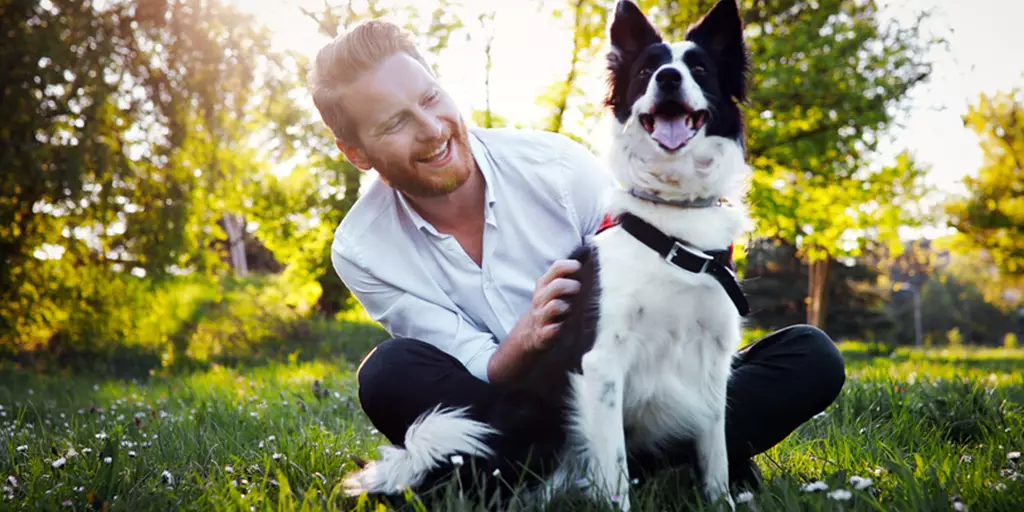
[2,0,1022,377]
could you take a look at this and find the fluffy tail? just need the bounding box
[343,406,497,496]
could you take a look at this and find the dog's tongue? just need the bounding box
[652,116,694,150]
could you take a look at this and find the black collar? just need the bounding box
[616,213,750,316]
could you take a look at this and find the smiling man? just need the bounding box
[309,18,845,494]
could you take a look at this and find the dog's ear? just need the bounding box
[685,0,749,101]
[608,1,661,67]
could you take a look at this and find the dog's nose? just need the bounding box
[656,68,682,91]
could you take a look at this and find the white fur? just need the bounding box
[342,406,496,496]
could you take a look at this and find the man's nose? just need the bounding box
[418,112,444,141]
[656,67,682,92]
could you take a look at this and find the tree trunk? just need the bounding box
[222,212,248,277]
[547,0,586,134]
[912,284,923,347]
[806,258,831,329]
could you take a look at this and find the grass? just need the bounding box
[2,336,1023,511]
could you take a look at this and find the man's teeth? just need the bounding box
[424,139,448,160]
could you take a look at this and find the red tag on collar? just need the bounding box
[595,213,619,235]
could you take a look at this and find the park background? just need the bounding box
[1,0,1023,510]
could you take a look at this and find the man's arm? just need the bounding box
[332,241,499,382]
[486,259,582,385]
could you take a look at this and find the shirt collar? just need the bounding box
[395,129,497,237]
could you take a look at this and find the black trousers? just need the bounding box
[355,325,846,486]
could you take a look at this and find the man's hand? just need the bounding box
[519,259,583,351]
[487,259,582,384]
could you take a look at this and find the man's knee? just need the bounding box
[356,338,426,412]
[789,325,847,404]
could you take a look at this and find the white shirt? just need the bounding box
[331,127,615,382]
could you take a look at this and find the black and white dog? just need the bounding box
[343,0,752,509]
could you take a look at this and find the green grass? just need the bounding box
[2,338,1023,511]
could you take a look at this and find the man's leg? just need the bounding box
[355,338,499,446]
[628,325,847,487]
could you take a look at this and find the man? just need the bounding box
[309,19,845,491]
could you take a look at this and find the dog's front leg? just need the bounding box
[698,394,735,510]
[573,347,630,510]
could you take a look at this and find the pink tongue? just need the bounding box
[651,116,694,150]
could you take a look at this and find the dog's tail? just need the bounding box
[342,406,497,496]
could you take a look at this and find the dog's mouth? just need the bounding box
[638,101,708,152]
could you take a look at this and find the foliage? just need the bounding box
[0,0,306,351]
[944,89,1024,308]
[2,344,1023,510]
[742,238,895,341]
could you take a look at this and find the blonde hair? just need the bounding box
[309,20,432,145]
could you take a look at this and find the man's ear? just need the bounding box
[336,139,372,170]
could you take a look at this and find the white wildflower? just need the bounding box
[95,432,107,440]
[1008,451,1021,461]
[450,455,464,466]
[52,457,67,469]
[952,500,968,511]
[492,469,501,477]
[224,465,233,474]
[827,489,852,501]
[82,448,92,455]
[258,441,264,449]
[960,454,974,463]
[849,475,873,490]
[266,435,276,442]
[128,451,137,457]
[15,445,27,453]
[6,475,16,488]
[801,481,828,492]
[62,500,73,507]
[736,491,754,504]
[103,457,113,464]
[272,453,283,461]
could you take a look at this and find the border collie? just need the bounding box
[342,1,752,510]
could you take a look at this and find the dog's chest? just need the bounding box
[591,232,739,444]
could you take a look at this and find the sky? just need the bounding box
[236,0,1024,201]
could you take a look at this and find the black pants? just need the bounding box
[355,325,846,486]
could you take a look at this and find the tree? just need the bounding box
[0,0,306,350]
[944,89,1024,308]
[619,0,937,330]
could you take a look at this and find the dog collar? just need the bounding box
[627,188,723,208]
[595,212,749,316]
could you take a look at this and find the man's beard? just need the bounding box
[378,122,474,198]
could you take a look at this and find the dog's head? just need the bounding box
[605,0,749,201]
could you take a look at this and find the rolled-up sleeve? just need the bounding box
[331,238,499,382]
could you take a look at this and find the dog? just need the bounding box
[342,1,752,510]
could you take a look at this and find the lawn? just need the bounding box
[2,337,1022,511]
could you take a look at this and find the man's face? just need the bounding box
[338,52,474,198]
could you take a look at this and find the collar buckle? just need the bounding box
[666,241,713,273]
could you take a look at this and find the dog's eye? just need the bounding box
[691,64,707,75]
[638,68,652,79]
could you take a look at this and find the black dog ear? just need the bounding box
[685,0,749,101]
[608,1,662,67]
